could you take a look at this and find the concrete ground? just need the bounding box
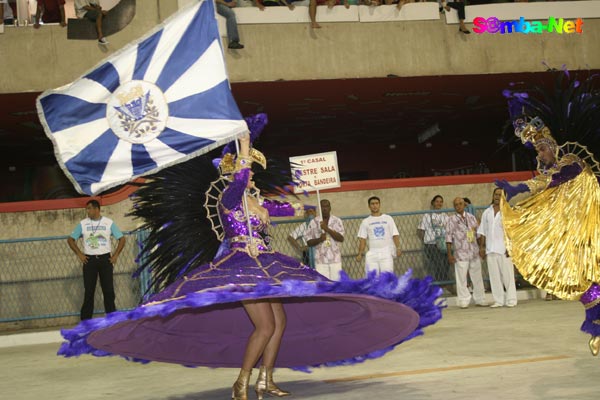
[1,297,599,400]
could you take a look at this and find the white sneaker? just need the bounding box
[490,303,503,308]
[506,304,516,308]
[98,37,109,45]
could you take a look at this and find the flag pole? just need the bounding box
[235,136,256,256]
[316,188,322,220]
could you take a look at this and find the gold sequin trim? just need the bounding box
[584,297,600,310]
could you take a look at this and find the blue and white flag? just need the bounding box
[36,0,247,195]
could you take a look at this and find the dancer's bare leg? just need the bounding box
[254,300,290,398]
[260,300,287,368]
[241,300,276,370]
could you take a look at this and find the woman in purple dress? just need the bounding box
[58,115,443,400]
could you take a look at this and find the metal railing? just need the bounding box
[1,207,505,324]
[0,231,144,323]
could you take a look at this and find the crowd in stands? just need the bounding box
[212,0,573,43]
[0,0,579,44]
[1,0,66,32]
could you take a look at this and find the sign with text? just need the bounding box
[290,151,340,193]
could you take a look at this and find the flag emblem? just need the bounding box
[109,81,167,144]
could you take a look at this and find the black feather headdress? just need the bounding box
[128,114,299,298]
[503,66,600,157]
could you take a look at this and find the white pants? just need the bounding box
[486,253,517,306]
[455,258,486,307]
[365,249,394,276]
[315,262,343,281]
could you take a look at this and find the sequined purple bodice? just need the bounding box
[580,283,600,305]
[220,202,271,250]
[219,168,297,252]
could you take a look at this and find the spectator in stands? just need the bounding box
[417,195,453,293]
[34,0,67,29]
[441,0,470,34]
[397,0,408,10]
[287,207,317,266]
[74,0,109,45]
[477,188,517,308]
[0,0,14,33]
[67,200,126,321]
[382,0,409,10]
[309,0,349,29]
[446,197,487,308]
[356,196,401,276]
[306,199,345,279]
[216,0,246,49]
[262,0,297,9]
[362,0,380,6]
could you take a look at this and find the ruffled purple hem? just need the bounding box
[579,284,600,336]
[581,303,600,336]
[58,270,444,371]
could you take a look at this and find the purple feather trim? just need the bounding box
[58,270,444,371]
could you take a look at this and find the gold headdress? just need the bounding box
[514,116,556,147]
[218,148,267,175]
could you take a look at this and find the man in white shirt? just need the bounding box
[477,188,517,308]
[356,196,401,275]
[306,199,345,280]
[67,199,126,320]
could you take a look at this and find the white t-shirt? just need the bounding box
[357,214,399,251]
[290,220,311,246]
[74,0,99,19]
[70,216,123,255]
[418,212,448,245]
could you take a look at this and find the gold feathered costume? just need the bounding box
[501,160,600,301]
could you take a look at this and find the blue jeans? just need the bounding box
[216,3,239,43]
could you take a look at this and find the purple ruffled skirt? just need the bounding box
[580,283,600,336]
[58,249,444,370]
